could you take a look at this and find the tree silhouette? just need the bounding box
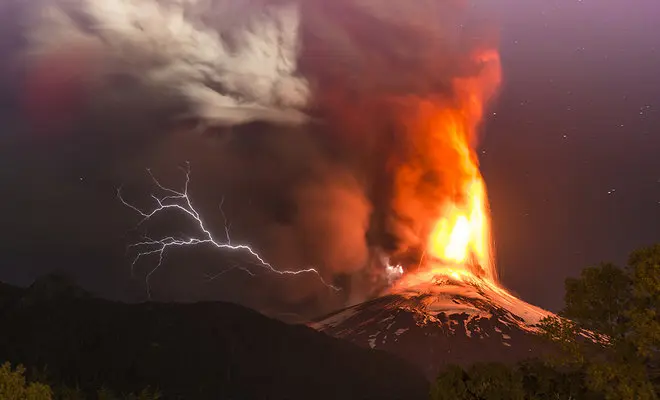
[431,244,660,399]
[431,363,525,400]
[540,244,660,399]
[0,362,52,400]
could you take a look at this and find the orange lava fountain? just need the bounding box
[390,49,502,289]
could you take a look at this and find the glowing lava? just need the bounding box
[426,176,493,279]
[390,49,501,289]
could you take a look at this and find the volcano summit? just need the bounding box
[312,273,553,379]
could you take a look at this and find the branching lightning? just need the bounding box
[118,162,340,297]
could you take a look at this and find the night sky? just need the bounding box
[481,0,660,309]
[1,0,659,315]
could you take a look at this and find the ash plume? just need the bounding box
[22,0,310,129]
[12,0,500,317]
[300,0,501,276]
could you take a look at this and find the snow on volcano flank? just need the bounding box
[311,274,553,379]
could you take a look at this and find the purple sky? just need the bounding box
[480,0,660,308]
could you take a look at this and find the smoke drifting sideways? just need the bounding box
[15,0,499,318]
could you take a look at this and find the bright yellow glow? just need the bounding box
[425,176,494,280]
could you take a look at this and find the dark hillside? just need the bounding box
[0,276,428,400]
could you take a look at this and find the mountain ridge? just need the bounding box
[0,276,428,400]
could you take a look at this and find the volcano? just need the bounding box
[311,274,553,379]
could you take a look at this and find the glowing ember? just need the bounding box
[389,49,501,288]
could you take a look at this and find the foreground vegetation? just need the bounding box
[0,362,160,400]
[431,244,660,400]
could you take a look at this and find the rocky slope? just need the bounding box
[312,276,554,379]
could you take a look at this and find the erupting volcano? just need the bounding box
[384,48,501,288]
[313,49,554,378]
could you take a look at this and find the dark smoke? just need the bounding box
[6,0,498,318]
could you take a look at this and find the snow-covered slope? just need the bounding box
[311,276,554,378]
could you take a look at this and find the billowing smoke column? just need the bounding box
[299,0,502,284]
[17,0,501,314]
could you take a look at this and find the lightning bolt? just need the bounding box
[118,162,340,297]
